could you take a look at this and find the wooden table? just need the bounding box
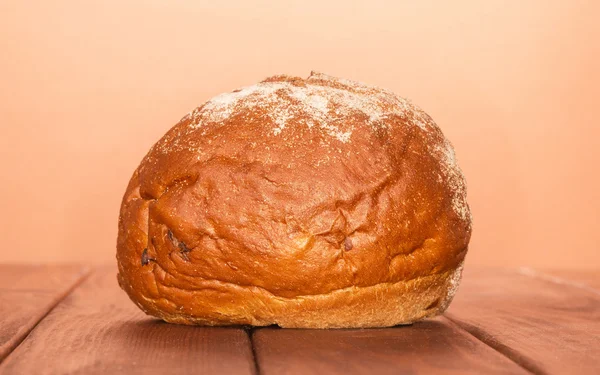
[0,265,598,374]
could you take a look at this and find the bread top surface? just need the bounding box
[117,72,471,301]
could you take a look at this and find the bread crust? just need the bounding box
[116,72,471,328]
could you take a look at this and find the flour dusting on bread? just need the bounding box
[187,72,432,143]
[435,140,471,222]
[183,72,468,220]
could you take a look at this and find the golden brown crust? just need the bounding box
[116,72,471,328]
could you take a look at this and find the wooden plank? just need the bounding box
[252,316,528,374]
[0,266,256,375]
[0,264,88,292]
[446,268,600,375]
[531,268,600,292]
[0,265,89,363]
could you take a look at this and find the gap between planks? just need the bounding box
[247,328,261,375]
[0,267,92,365]
[446,267,600,375]
[443,314,541,375]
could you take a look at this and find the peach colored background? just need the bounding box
[1,1,598,268]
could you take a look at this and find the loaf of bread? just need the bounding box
[116,72,472,328]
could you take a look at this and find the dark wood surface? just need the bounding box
[0,266,255,375]
[446,267,600,375]
[252,317,528,374]
[0,265,598,374]
[0,265,89,363]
